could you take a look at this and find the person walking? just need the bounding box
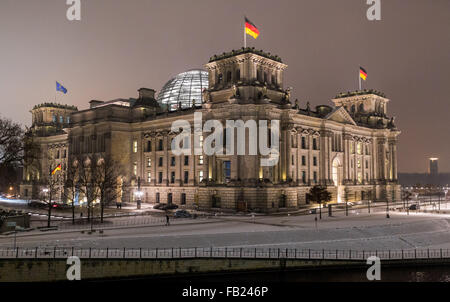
[165,214,170,226]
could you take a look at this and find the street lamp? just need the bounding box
[135,176,142,209]
[444,188,448,209]
[135,190,143,209]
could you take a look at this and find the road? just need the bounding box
[1,210,449,252]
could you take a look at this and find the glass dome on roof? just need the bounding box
[157,69,208,111]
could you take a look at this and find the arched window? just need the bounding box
[236,69,240,81]
[226,71,232,83]
[351,105,355,113]
[359,103,364,112]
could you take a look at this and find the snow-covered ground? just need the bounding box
[1,211,449,252]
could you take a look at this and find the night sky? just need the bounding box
[0,0,449,173]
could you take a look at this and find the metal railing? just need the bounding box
[0,247,449,261]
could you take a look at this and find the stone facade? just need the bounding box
[20,48,401,212]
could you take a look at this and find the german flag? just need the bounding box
[51,164,61,175]
[360,67,367,81]
[245,17,259,39]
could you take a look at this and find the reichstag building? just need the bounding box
[20,48,401,212]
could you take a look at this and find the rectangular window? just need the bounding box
[184,156,189,166]
[133,140,138,153]
[291,155,294,166]
[156,192,160,203]
[147,172,151,183]
[357,143,362,155]
[171,157,176,166]
[302,171,306,183]
[158,139,163,151]
[223,161,231,182]
[146,141,152,152]
[199,155,204,165]
[302,155,306,166]
[170,171,175,183]
[147,158,152,167]
[313,156,317,166]
[181,193,186,205]
[365,160,369,169]
[313,171,318,183]
[158,172,163,183]
[301,137,306,149]
[313,138,318,150]
[133,162,137,176]
[199,170,204,182]
[158,157,163,167]
[62,150,66,158]
[184,171,189,184]
[357,160,361,168]
[167,193,173,204]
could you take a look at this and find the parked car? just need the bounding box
[409,204,420,210]
[28,200,47,208]
[309,208,317,214]
[153,203,179,210]
[174,210,192,218]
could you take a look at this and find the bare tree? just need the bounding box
[93,155,122,223]
[0,116,24,169]
[62,160,79,224]
[75,155,98,222]
[41,162,61,228]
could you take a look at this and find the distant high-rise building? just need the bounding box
[429,158,438,176]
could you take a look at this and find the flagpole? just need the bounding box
[359,71,361,91]
[244,19,247,48]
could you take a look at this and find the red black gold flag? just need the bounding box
[359,67,367,81]
[51,164,61,175]
[245,17,260,39]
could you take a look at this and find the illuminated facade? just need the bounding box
[20,48,401,212]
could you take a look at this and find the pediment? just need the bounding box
[325,107,356,125]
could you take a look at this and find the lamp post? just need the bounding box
[444,188,448,209]
[414,192,419,212]
[135,176,142,210]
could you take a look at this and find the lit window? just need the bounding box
[357,143,362,155]
[147,158,151,167]
[357,160,361,168]
[358,172,362,184]
[199,155,204,165]
[147,172,151,183]
[133,162,137,176]
[133,140,138,153]
[199,170,204,182]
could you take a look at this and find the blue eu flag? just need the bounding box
[56,81,68,94]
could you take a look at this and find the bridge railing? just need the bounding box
[0,247,449,261]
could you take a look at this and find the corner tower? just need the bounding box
[204,48,288,104]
